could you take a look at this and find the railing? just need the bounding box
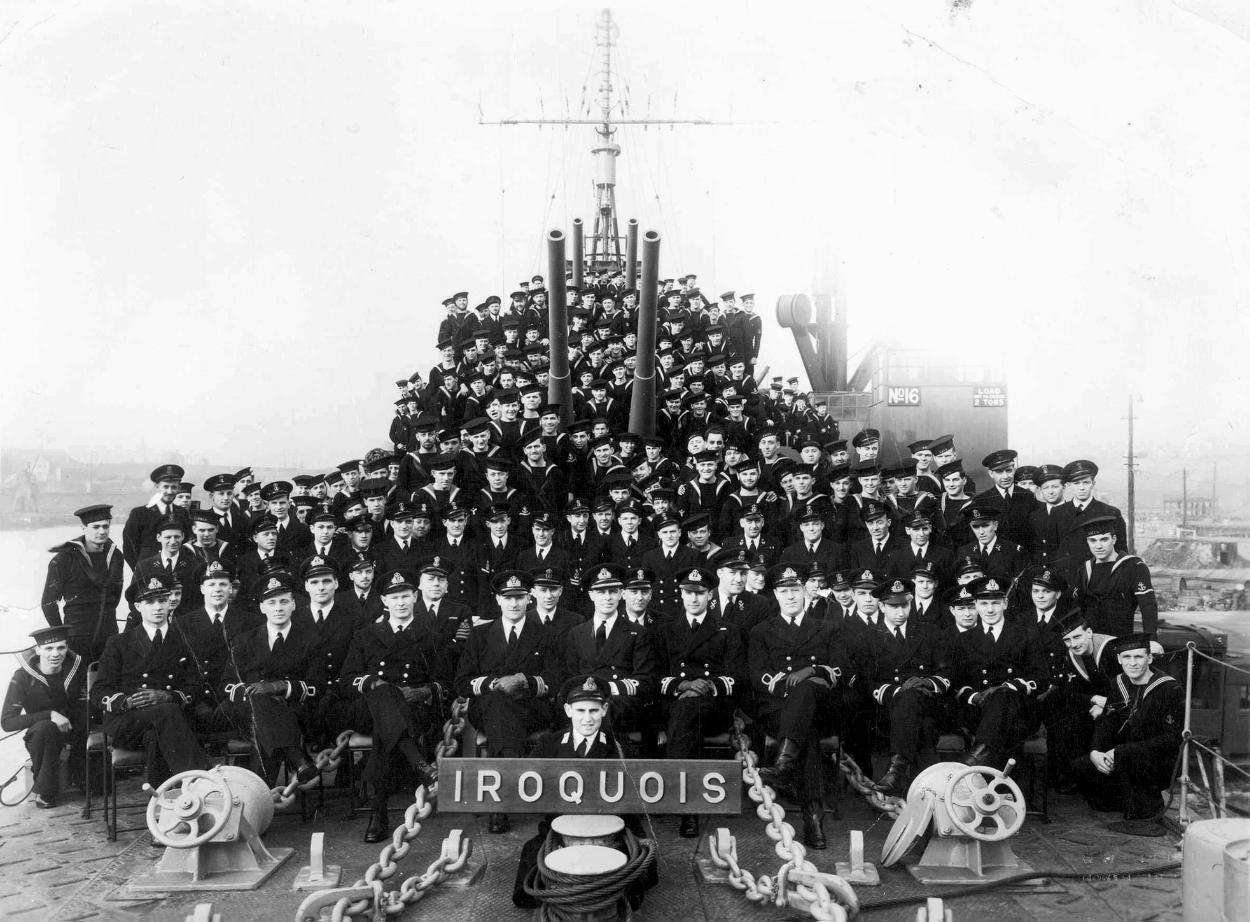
[1178,641,1250,824]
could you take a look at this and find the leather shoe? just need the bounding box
[488,812,511,834]
[872,755,911,798]
[34,794,55,809]
[679,815,699,838]
[364,810,390,843]
[802,801,826,850]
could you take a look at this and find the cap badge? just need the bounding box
[582,677,597,691]
[597,568,612,581]
[689,571,703,583]
[312,556,326,566]
[433,557,442,568]
[147,578,163,590]
[892,580,904,593]
[206,561,223,574]
[390,573,405,586]
[860,570,873,581]
[1041,570,1051,581]
[782,567,797,580]
[987,579,1000,591]
[506,575,522,589]
[267,578,282,591]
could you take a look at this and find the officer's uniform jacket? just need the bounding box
[93,622,203,714]
[867,621,951,704]
[955,538,1028,585]
[454,615,562,699]
[951,621,1050,705]
[341,613,450,697]
[374,535,427,575]
[221,619,325,704]
[604,532,654,571]
[653,612,745,701]
[174,606,263,694]
[121,500,191,569]
[1028,503,1066,566]
[297,600,366,692]
[529,605,586,642]
[538,728,618,759]
[430,535,486,608]
[708,591,772,637]
[562,615,656,699]
[779,537,848,574]
[747,613,845,714]
[130,551,198,615]
[885,543,955,587]
[639,545,698,617]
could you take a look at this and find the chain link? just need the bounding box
[836,754,903,820]
[727,715,859,920]
[272,728,356,809]
[320,697,470,921]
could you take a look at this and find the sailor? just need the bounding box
[654,565,746,837]
[430,500,486,610]
[122,463,191,568]
[203,473,248,548]
[886,511,955,588]
[956,500,1028,584]
[935,459,975,550]
[235,515,282,593]
[512,675,658,910]
[174,560,261,730]
[849,499,904,571]
[2,626,87,808]
[454,570,562,834]
[219,572,322,786]
[341,569,449,843]
[129,514,198,618]
[91,573,209,785]
[1027,464,1068,566]
[706,546,773,635]
[186,509,238,570]
[950,576,1049,769]
[750,563,845,848]
[974,449,1038,555]
[1072,515,1158,636]
[527,566,585,640]
[1054,460,1130,576]
[40,504,125,661]
[779,502,847,574]
[561,564,656,737]
[262,480,313,557]
[1073,633,1183,836]
[867,578,951,797]
[1041,609,1117,794]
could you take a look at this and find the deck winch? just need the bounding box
[881,759,1031,886]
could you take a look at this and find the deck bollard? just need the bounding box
[293,831,342,890]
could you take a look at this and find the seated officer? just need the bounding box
[2,626,87,808]
[561,564,656,738]
[1073,633,1183,836]
[220,573,322,786]
[300,556,366,748]
[456,570,563,833]
[92,573,208,785]
[652,565,746,837]
[341,569,449,843]
[867,578,951,797]
[750,563,846,849]
[950,577,1049,769]
[513,676,657,910]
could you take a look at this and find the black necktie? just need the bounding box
[577,738,591,757]
[508,626,518,652]
[595,622,607,650]
[689,618,701,631]
[894,627,903,641]
[315,609,324,624]
[273,633,285,654]
[152,629,164,650]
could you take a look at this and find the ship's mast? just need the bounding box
[484,8,724,274]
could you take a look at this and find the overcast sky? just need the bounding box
[2,0,1247,496]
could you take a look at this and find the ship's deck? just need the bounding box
[0,768,1190,922]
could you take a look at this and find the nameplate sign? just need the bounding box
[438,758,742,814]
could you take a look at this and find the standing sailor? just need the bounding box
[41,504,125,661]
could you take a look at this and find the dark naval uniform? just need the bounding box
[91,623,209,783]
[301,599,367,745]
[2,648,87,804]
[41,537,125,660]
[454,615,562,757]
[652,612,746,759]
[561,613,656,732]
[867,621,950,768]
[1074,555,1158,636]
[1075,670,1183,822]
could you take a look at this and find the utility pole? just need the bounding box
[1126,394,1137,552]
[482,8,728,272]
[1182,468,1188,529]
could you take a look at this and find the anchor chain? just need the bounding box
[726,715,859,921]
[273,729,355,810]
[837,754,903,820]
[318,698,470,922]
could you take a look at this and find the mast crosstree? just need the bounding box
[484,8,725,272]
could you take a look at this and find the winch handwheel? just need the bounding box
[146,769,233,848]
[941,764,1024,842]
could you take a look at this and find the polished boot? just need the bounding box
[802,800,826,850]
[364,807,390,843]
[488,812,511,834]
[872,755,911,797]
[679,815,699,838]
[758,738,801,795]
